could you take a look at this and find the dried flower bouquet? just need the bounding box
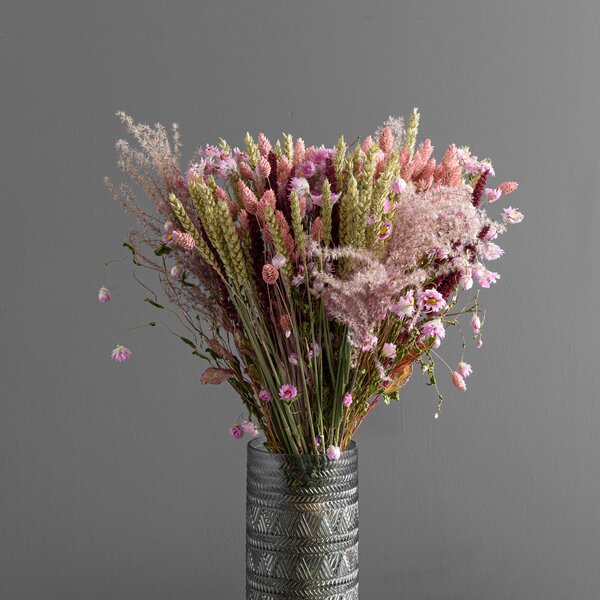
[101,109,522,456]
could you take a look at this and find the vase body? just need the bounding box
[246,438,359,599]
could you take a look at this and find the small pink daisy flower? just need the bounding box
[391,177,407,194]
[389,291,415,318]
[463,156,481,174]
[279,384,298,401]
[361,334,378,352]
[271,254,287,270]
[459,268,473,290]
[229,424,244,439]
[343,392,353,408]
[418,289,447,312]
[480,242,504,261]
[98,287,111,303]
[451,371,467,391]
[484,188,502,203]
[382,343,397,359]
[326,445,341,461]
[481,223,498,240]
[502,206,524,224]
[111,345,132,363]
[457,361,472,379]
[290,177,310,196]
[475,268,500,288]
[217,157,238,179]
[241,420,259,437]
[258,389,272,402]
[299,161,316,177]
[377,221,393,240]
[420,319,446,349]
[186,162,205,182]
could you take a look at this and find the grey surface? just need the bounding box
[1,1,599,598]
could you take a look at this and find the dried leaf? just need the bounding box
[207,339,235,362]
[200,367,235,385]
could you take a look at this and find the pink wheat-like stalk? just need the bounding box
[257,132,271,156]
[293,138,306,166]
[258,155,271,178]
[262,264,279,285]
[378,126,394,155]
[238,180,259,214]
[451,371,467,391]
[498,181,519,195]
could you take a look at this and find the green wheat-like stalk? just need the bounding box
[334,135,347,184]
[290,191,306,257]
[404,107,420,158]
[216,200,251,289]
[321,179,333,246]
[244,132,260,167]
[264,205,292,282]
[167,193,221,275]
[366,149,400,245]
[283,133,294,161]
[188,181,235,283]
[340,173,359,247]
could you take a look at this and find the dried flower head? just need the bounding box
[111,345,132,363]
[262,263,279,285]
[98,287,112,303]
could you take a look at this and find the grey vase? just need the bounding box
[246,438,359,599]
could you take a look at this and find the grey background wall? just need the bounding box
[1,1,599,598]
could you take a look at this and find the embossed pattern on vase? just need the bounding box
[246,439,359,599]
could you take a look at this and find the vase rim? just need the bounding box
[247,436,357,457]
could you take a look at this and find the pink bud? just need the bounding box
[229,424,244,439]
[391,177,407,194]
[326,445,341,460]
[98,287,112,303]
[343,392,353,408]
[258,389,272,402]
[471,314,481,333]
